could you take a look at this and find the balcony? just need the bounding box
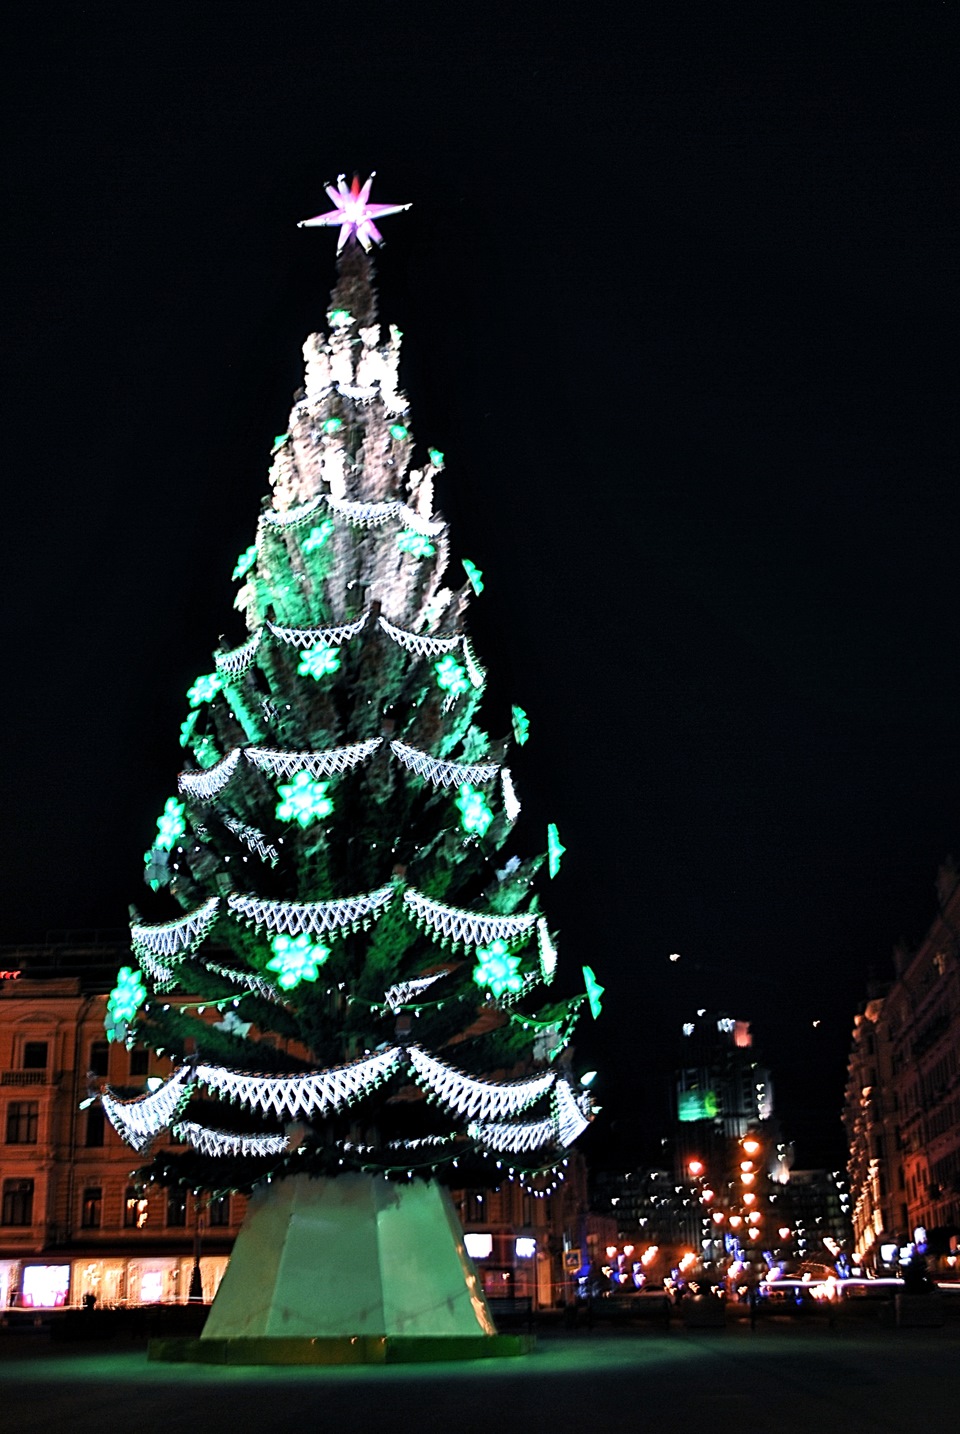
[1,1070,51,1086]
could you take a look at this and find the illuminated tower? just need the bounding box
[96,176,597,1358]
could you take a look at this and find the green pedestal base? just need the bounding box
[149,1333,535,1365]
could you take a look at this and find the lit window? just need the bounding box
[464,1232,493,1260]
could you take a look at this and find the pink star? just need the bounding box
[298,173,411,252]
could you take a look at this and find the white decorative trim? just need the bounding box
[325,494,401,528]
[244,739,381,780]
[378,615,463,657]
[501,768,521,824]
[227,882,397,938]
[130,896,221,960]
[462,637,486,690]
[222,816,280,866]
[260,494,325,528]
[407,1046,553,1121]
[172,1122,289,1158]
[403,889,538,949]
[178,748,242,801]
[398,504,446,537]
[200,961,283,1003]
[554,1079,591,1146]
[195,1047,404,1120]
[101,1066,194,1152]
[471,1117,554,1154]
[390,740,499,790]
[383,973,446,1012]
[537,917,558,985]
[215,628,264,678]
[135,949,179,991]
[266,611,369,649]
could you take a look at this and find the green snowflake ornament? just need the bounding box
[232,544,258,581]
[155,798,186,852]
[267,934,331,990]
[179,711,200,748]
[462,559,484,595]
[187,673,222,708]
[105,965,147,1041]
[389,423,409,441]
[511,705,530,746]
[473,940,524,999]
[298,643,341,680]
[327,309,352,327]
[275,772,334,828]
[547,822,565,879]
[303,519,335,554]
[434,655,470,698]
[396,529,435,559]
[456,783,494,838]
[583,965,605,1020]
[428,447,445,468]
[322,416,344,435]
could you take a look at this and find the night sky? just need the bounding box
[4,5,957,1172]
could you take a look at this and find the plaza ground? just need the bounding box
[2,1315,958,1434]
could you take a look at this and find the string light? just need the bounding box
[391,739,498,790]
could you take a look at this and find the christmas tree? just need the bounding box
[100,176,598,1350]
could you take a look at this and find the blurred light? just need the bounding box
[515,1237,536,1259]
[464,1232,493,1259]
[742,1138,761,1156]
[687,1160,704,1177]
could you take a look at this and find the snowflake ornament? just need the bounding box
[298,173,411,253]
[434,655,470,697]
[187,672,222,708]
[155,798,186,852]
[456,783,494,838]
[303,519,335,554]
[396,529,435,559]
[511,705,530,746]
[267,933,331,990]
[473,940,524,999]
[275,772,334,828]
[232,545,258,581]
[106,965,147,1041]
[298,643,341,681]
[462,559,484,595]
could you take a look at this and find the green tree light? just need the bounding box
[472,940,524,998]
[511,705,530,746]
[547,822,565,879]
[462,559,484,595]
[267,934,331,990]
[434,655,470,697]
[298,644,341,680]
[155,798,187,851]
[303,520,335,554]
[232,545,258,580]
[106,965,147,1041]
[396,529,435,558]
[187,673,222,708]
[456,784,494,837]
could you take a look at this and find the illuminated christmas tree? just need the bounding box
[100,176,598,1352]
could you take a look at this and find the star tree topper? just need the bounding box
[298,173,411,252]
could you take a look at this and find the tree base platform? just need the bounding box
[148,1333,535,1365]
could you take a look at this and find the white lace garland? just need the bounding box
[130,896,221,960]
[135,949,179,992]
[178,748,242,801]
[222,816,280,866]
[101,1066,195,1152]
[537,918,558,985]
[227,882,397,937]
[244,739,381,780]
[389,740,499,790]
[200,960,284,1004]
[172,1122,289,1159]
[266,612,369,649]
[398,504,446,538]
[402,889,538,950]
[195,1047,403,1120]
[462,637,486,690]
[470,1116,555,1154]
[554,1079,592,1147]
[214,628,264,678]
[325,495,401,529]
[407,1046,554,1121]
[377,615,463,657]
[260,494,325,528]
[383,972,446,1012]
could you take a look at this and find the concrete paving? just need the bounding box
[2,1317,958,1434]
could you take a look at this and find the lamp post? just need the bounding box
[188,1194,204,1303]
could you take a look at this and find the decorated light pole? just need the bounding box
[97,175,598,1361]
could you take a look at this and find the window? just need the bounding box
[22,1042,48,1070]
[6,1101,38,1144]
[208,1195,230,1227]
[166,1191,187,1228]
[124,1187,149,1229]
[88,1042,109,1077]
[81,1187,102,1229]
[2,1178,34,1226]
[129,1047,149,1077]
[85,1107,105,1147]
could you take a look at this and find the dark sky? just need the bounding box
[3,4,957,1171]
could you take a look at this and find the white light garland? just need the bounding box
[195,1047,403,1120]
[537,917,558,985]
[228,882,397,938]
[554,1079,591,1147]
[214,628,264,678]
[178,748,242,801]
[403,888,538,950]
[244,738,382,780]
[325,494,401,529]
[135,949,179,991]
[200,960,283,1003]
[398,504,446,538]
[407,1046,554,1121]
[222,816,280,866]
[462,637,486,690]
[130,896,221,960]
[377,614,463,657]
[266,612,369,649]
[101,1065,195,1152]
[172,1122,289,1159]
[470,1116,554,1154]
[390,739,499,790]
[501,768,521,824]
[383,972,446,1012]
[260,494,325,528]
